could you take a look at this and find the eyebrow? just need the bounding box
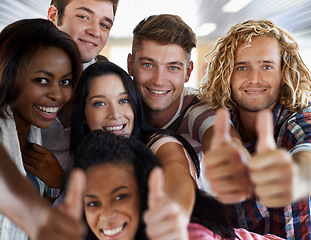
[84,186,129,199]
[234,60,276,66]
[34,70,72,78]
[89,92,128,100]
[76,7,113,26]
[138,57,184,66]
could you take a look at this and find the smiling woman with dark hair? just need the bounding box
[0,18,82,239]
[76,130,284,240]
[70,61,200,222]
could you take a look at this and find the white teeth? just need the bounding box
[103,225,123,236]
[105,125,124,131]
[150,89,167,94]
[36,106,58,115]
[86,42,95,46]
[246,91,260,93]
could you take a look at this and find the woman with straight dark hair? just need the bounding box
[70,61,200,226]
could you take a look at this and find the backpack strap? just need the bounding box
[167,96,200,132]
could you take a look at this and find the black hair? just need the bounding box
[76,130,236,240]
[76,130,159,240]
[70,61,200,176]
[0,18,82,118]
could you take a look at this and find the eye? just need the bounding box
[34,78,48,84]
[115,194,129,201]
[100,22,111,30]
[100,23,109,29]
[78,15,89,20]
[263,65,272,70]
[143,63,153,68]
[93,101,105,107]
[86,201,100,207]
[236,66,247,71]
[119,99,130,104]
[60,79,72,86]
[168,66,180,70]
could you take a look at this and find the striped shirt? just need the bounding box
[162,87,216,189]
[162,87,216,156]
[228,102,311,239]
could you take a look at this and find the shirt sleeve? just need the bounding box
[148,136,199,185]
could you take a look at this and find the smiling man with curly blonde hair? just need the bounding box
[200,20,311,239]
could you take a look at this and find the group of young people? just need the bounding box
[0,0,310,239]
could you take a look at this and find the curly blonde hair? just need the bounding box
[199,20,311,111]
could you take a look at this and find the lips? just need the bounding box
[34,105,59,115]
[102,224,125,237]
[148,88,169,95]
[104,124,125,132]
[79,38,97,47]
[243,89,266,94]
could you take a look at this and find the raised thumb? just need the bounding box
[256,109,276,153]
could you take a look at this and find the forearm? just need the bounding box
[292,150,311,199]
[163,162,195,217]
[155,141,195,217]
[0,145,50,238]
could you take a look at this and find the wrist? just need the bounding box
[45,185,61,198]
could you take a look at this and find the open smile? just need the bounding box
[104,124,126,132]
[34,105,59,115]
[147,88,170,95]
[101,223,126,237]
[79,39,97,47]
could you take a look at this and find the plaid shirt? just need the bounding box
[227,102,311,239]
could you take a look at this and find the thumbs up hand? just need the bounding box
[203,108,251,204]
[144,167,189,240]
[249,110,295,207]
[35,169,86,240]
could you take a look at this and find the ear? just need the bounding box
[47,5,58,25]
[185,60,194,83]
[127,53,134,76]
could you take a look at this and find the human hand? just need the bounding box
[32,169,86,240]
[204,108,251,203]
[22,143,64,188]
[144,167,189,240]
[249,110,295,207]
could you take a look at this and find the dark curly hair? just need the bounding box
[75,130,236,240]
[75,130,160,240]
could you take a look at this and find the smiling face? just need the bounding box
[128,40,193,115]
[84,163,140,240]
[49,0,114,63]
[11,46,73,131]
[84,73,134,136]
[231,36,282,113]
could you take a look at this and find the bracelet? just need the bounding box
[45,185,61,198]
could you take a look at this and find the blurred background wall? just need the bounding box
[1,0,311,88]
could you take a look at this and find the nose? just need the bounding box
[86,19,100,38]
[249,69,262,84]
[99,206,118,222]
[47,83,63,102]
[151,68,165,87]
[107,103,121,120]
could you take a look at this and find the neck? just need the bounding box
[237,109,258,143]
[144,103,179,129]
